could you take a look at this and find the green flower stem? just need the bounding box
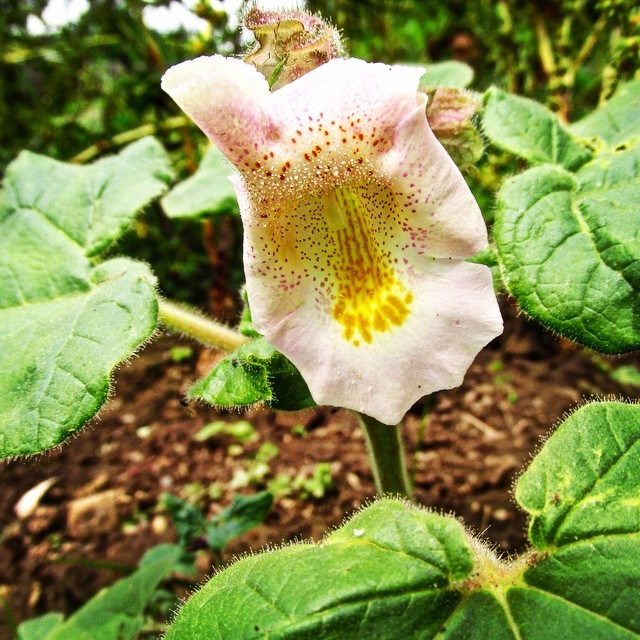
[358,413,413,499]
[157,298,249,352]
[70,116,189,164]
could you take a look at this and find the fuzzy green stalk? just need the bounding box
[358,413,413,499]
[157,298,249,352]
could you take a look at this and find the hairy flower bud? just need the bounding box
[425,88,484,169]
[242,5,343,90]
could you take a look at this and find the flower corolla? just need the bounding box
[162,55,502,424]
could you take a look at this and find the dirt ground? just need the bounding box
[1,299,638,638]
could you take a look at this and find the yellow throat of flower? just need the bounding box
[325,185,413,347]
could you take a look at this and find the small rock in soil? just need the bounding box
[66,489,126,539]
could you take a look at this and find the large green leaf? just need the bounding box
[0,139,171,457]
[516,402,640,549]
[163,493,207,548]
[165,402,640,639]
[161,144,238,219]
[569,79,640,148]
[482,87,592,170]
[165,500,472,639]
[514,402,640,636]
[189,337,316,412]
[494,141,640,353]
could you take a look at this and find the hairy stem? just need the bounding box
[358,413,413,499]
[157,298,249,352]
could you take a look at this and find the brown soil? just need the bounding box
[1,299,637,638]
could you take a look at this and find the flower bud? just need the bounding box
[242,5,343,90]
[425,88,484,169]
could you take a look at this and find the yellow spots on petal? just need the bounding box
[327,185,413,346]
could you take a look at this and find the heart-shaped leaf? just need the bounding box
[165,500,473,639]
[494,141,640,354]
[514,402,640,636]
[0,139,171,457]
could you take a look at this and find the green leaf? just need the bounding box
[163,492,272,552]
[0,140,171,458]
[418,60,474,89]
[161,145,239,219]
[437,591,516,639]
[47,544,182,640]
[165,402,640,639]
[482,87,592,170]
[189,337,316,411]
[205,491,273,551]
[610,365,640,387]
[17,613,64,640]
[514,401,640,636]
[193,419,257,443]
[0,259,158,457]
[516,402,640,549]
[165,500,473,639]
[0,138,172,262]
[570,79,640,148]
[163,494,206,548]
[494,144,640,353]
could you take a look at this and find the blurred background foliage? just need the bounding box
[309,0,639,117]
[1,0,638,308]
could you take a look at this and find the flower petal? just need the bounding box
[381,95,487,259]
[255,258,501,425]
[161,55,271,166]
[241,173,502,423]
[244,58,427,199]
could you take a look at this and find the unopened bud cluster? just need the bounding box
[242,5,343,90]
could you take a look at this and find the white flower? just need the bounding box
[162,55,502,424]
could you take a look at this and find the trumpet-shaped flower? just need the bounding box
[162,55,502,424]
